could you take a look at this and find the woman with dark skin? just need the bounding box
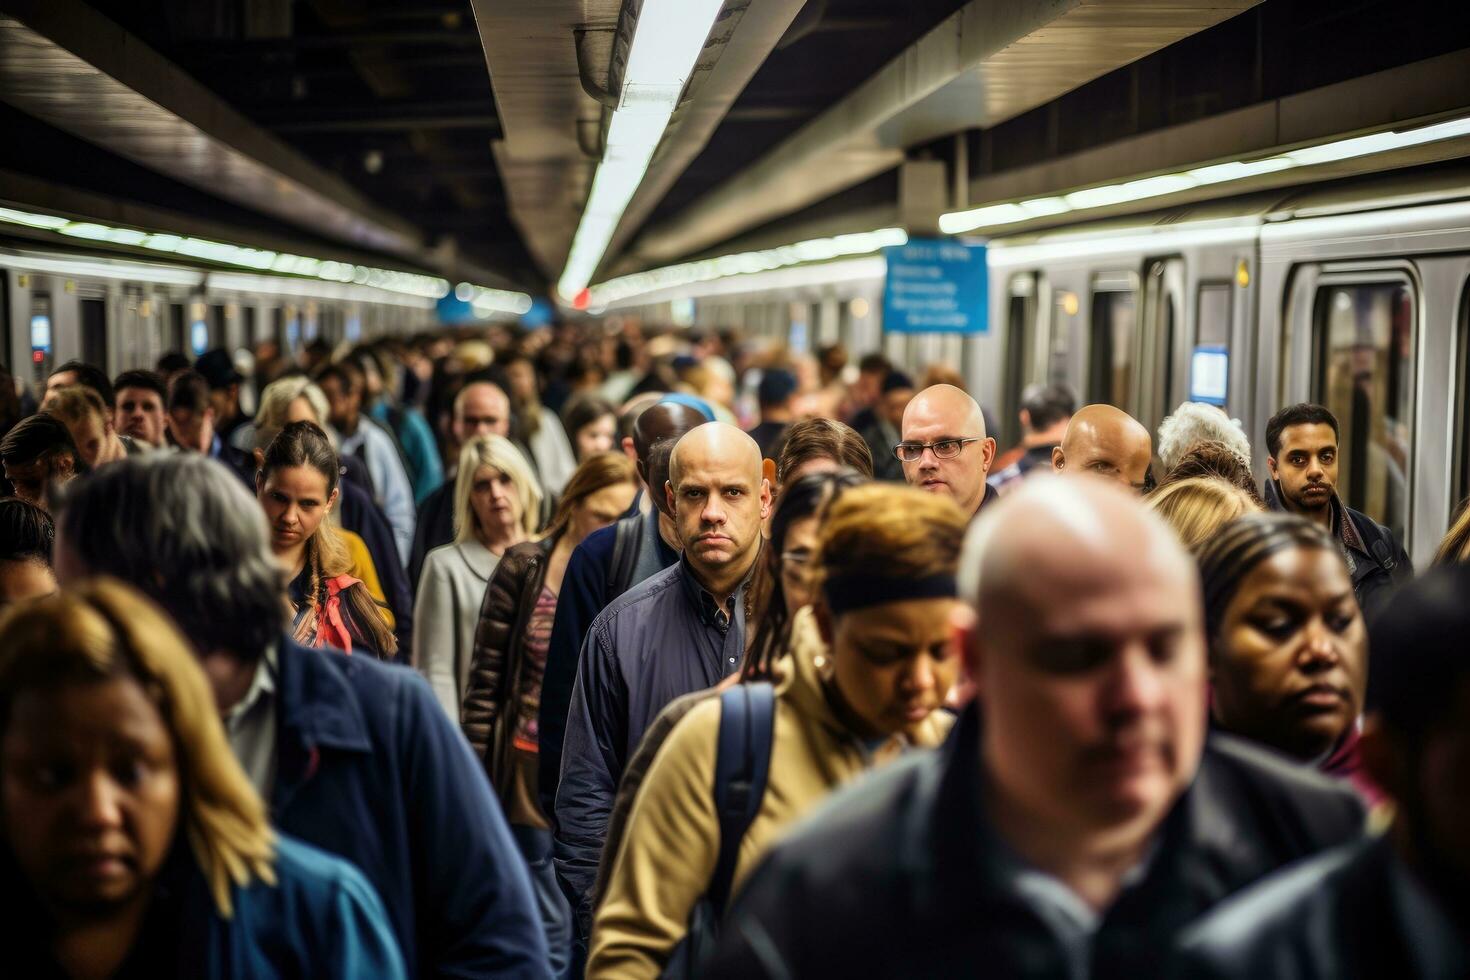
[0,580,404,978]
[1197,512,1375,798]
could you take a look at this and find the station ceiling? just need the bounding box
[0,0,1460,300]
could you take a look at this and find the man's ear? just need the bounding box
[948,604,980,708]
[1051,446,1065,472]
[1266,455,1279,481]
[759,477,773,520]
[622,435,637,464]
[664,480,677,516]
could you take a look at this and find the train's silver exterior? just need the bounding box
[618,167,1470,567]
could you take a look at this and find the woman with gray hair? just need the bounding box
[415,434,544,719]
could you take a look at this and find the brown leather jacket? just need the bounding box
[461,537,555,797]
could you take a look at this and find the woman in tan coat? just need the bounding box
[589,484,967,978]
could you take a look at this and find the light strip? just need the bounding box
[0,205,534,312]
[208,272,436,308]
[939,112,1470,235]
[602,255,888,307]
[555,0,726,302]
[0,250,204,286]
[588,227,907,307]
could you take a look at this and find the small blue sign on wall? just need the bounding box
[882,238,988,334]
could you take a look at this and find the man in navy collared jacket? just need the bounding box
[52,452,550,980]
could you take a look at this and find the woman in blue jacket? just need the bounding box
[0,579,406,979]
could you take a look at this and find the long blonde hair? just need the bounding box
[0,579,276,917]
[453,434,543,544]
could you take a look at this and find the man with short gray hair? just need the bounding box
[52,453,549,978]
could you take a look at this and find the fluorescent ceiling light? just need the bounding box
[0,205,534,312]
[556,0,726,302]
[588,226,906,306]
[940,111,1470,235]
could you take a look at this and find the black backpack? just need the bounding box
[660,682,776,979]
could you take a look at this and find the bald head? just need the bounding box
[634,402,709,466]
[1053,404,1152,492]
[899,384,996,518]
[667,423,771,584]
[453,381,510,442]
[962,475,1194,617]
[956,474,1206,844]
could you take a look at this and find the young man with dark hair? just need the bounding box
[194,347,248,443]
[1175,564,1470,976]
[318,361,416,564]
[0,413,80,512]
[113,369,168,448]
[1263,402,1411,622]
[45,359,115,410]
[989,383,1076,492]
[166,370,256,486]
[747,368,798,460]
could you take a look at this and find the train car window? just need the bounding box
[1197,283,1231,348]
[1312,280,1415,541]
[1088,275,1137,408]
[80,298,107,373]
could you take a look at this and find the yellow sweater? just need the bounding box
[341,528,394,630]
[588,608,954,978]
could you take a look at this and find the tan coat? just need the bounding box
[588,607,954,978]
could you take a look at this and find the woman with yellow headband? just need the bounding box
[590,483,965,977]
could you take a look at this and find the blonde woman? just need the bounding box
[416,434,543,719]
[0,579,405,978]
[1147,475,1260,554]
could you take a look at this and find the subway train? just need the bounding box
[0,234,441,397]
[616,163,1470,568]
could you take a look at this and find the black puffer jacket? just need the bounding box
[707,704,1366,979]
[460,537,555,797]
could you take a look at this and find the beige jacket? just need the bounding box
[588,607,953,978]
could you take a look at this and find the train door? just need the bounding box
[79,295,107,374]
[1305,269,1417,543]
[1000,272,1041,449]
[1087,271,1139,409]
[1137,257,1185,435]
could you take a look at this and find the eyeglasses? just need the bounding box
[893,437,981,462]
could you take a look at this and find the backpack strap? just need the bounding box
[708,682,776,920]
[608,515,641,600]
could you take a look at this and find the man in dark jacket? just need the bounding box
[707,476,1364,978]
[1263,403,1412,624]
[536,400,707,819]
[556,422,770,945]
[53,453,550,980]
[165,370,257,488]
[858,369,913,482]
[1172,565,1470,978]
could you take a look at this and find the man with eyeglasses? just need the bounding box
[897,384,998,520]
[1052,403,1154,493]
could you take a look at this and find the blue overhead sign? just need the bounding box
[882,238,988,334]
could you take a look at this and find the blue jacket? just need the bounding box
[371,399,445,506]
[5,835,406,979]
[554,556,748,934]
[536,505,678,818]
[272,637,551,979]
